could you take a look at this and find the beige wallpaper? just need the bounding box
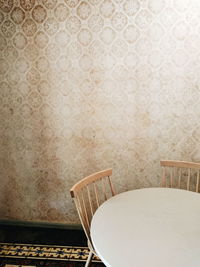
[0,0,200,224]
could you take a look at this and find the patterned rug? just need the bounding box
[0,243,104,267]
[1,259,104,266]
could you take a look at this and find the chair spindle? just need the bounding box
[108,176,115,196]
[81,190,90,230]
[170,168,173,188]
[93,182,100,208]
[196,171,200,193]
[162,167,166,187]
[102,178,107,201]
[178,168,182,189]
[187,169,191,191]
[87,186,94,216]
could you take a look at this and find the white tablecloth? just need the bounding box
[91,188,200,267]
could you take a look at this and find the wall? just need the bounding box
[0,0,200,224]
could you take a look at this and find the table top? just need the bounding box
[91,187,200,267]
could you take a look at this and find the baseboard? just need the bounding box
[0,219,82,230]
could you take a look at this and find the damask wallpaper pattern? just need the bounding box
[0,0,200,224]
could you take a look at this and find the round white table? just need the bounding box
[91,188,200,267]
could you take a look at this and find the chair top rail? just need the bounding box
[70,168,112,198]
[160,160,200,169]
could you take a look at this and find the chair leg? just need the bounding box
[85,250,93,267]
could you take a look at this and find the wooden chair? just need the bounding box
[160,160,200,192]
[70,168,116,267]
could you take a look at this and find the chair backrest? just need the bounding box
[70,169,116,246]
[160,160,200,192]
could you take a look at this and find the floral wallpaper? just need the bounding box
[0,0,200,224]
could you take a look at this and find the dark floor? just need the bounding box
[0,223,87,246]
[0,222,105,266]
